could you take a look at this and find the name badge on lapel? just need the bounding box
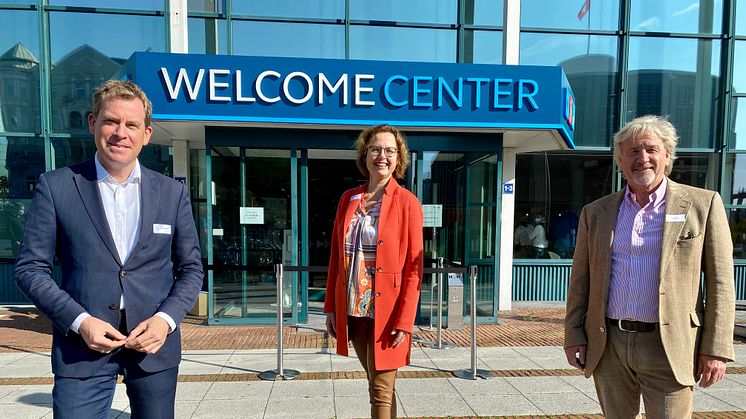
[665,214,685,223]
[153,224,172,235]
[350,193,362,202]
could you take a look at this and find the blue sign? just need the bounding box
[121,52,575,147]
[503,183,514,194]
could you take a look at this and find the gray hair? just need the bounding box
[613,115,678,175]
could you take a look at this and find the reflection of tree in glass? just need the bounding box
[0,176,9,199]
[730,218,746,243]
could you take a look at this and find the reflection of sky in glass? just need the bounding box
[733,42,746,93]
[520,33,616,66]
[49,0,163,10]
[350,0,456,24]
[233,0,344,19]
[187,0,217,13]
[628,37,719,74]
[232,22,344,59]
[350,26,456,62]
[521,0,619,31]
[469,0,504,26]
[188,17,229,55]
[49,13,165,63]
[423,151,439,178]
[471,30,503,64]
[0,10,39,58]
[738,0,746,35]
[629,0,722,33]
[733,98,746,151]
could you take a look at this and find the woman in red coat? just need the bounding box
[324,124,424,419]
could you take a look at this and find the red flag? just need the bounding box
[577,0,590,20]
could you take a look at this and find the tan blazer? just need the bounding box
[565,179,736,386]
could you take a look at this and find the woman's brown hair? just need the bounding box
[354,124,409,179]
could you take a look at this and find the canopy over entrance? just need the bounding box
[121,52,576,152]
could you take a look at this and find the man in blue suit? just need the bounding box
[15,79,203,419]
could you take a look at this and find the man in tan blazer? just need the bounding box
[564,115,735,418]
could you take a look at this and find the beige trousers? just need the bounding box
[593,323,693,419]
[348,316,398,419]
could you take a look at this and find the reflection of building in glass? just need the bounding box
[0,43,127,198]
[627,70,718,148]
[559,54,616,146]
[0,43,43,199]
[50,44,123,134]
[0,43,40,133]
[732,190,746,205]
[559,52,718,148]
[47,45,124,171]
[3,138,43,199]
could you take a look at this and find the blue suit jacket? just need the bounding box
[14,159,203,378]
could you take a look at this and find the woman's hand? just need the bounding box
[391,329,409,347]
[325,312,337,338]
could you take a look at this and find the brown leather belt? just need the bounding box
[606,317,657,333]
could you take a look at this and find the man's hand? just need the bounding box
[565,345,587,371]
[125,316,170,354]
[325,312,337,339]
[391,329,409,348]
[78,316,126,354]
[697,354,727,388]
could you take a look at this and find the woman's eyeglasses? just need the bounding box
[368,146,398,158]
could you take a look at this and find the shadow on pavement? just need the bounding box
[0,309,52,335]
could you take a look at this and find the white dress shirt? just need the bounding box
[70,154,175,334]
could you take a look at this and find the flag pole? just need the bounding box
[586,0,591,55]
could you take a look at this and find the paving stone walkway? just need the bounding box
[1,305,744,418]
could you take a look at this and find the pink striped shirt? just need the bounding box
[607,177,667,323]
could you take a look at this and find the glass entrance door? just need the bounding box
[416,149,501,324]
[304,149,366,315]
[464,153,500,321]
[208,147,299,324]
[203,129,501,325]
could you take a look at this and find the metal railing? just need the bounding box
[208,262,491,380]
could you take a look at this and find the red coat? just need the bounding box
[324,179,424,370]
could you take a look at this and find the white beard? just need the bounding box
[631,169,656,187]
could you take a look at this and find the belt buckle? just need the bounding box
[618,318,637,333]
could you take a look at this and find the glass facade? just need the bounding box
[0,2,172,262]
[514,152,614,259]
[2,0,746,309]
[0,137,42,259]
[520,33,618,147]
[49,0,165,11]
[627,37,720,148]
[629,0,723,34]
[516,0,741,261]
[48,12,166,136]
[349,0,457,24]
[232,21,344,59]
[232,0,344,19]
[349,26,456,62]
[0,10,40,135]
[188,17,228,55]
[522,0,619,31]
